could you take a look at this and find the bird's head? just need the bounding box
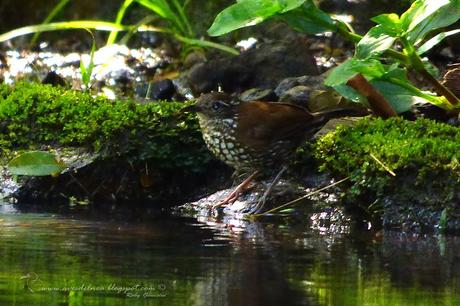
[183,92,239,119]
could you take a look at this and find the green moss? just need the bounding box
[0,82,212,173]
[313,117,460,229]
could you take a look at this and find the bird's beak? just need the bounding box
[181,104,201,113]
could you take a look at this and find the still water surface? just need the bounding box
[0,203,459,306]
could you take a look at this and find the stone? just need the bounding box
[149,79,176,101]
[275,74,326,97]
[186,41,319,95]
[239,88,277,102]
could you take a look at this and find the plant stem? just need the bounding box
[419,69,459,106]
[347,74,397,118]
[401,36,459,106]
[337,20,459,107]
[336,20,407,62]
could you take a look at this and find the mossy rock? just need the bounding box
[0,82,229,205]
[313,117,460,233]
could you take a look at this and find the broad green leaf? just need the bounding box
[371,13,402,35]
[370,80,418,113]
[418,29,460,54]
[208,0,306,36]
[324,58,386,87]
[8,151,67,176]
[356,25,397,59]
[380,67,452,111]
[401,0,460,44]
[333,84,366,104]
[279,0,307,13]
[280,1,336,34]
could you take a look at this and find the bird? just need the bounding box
[184,91,364,213]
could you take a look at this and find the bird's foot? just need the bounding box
[247,166,288,214]
[210,170,259,211]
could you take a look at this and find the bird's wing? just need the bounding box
[236,101,317,150]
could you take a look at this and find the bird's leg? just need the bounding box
[250,166,288,214]
[212,170,259,209]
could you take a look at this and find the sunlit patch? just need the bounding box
[245,17,264,27]
[332,14,354,24]
[236,37,258,50]
[310,208,351,235]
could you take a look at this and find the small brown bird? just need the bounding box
[185,92,363,213]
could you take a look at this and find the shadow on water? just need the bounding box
[0,202,459,305]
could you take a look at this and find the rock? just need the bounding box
[186,41,319,95]
[275,74,326,97]
[42,71,66,87]
[149,79,176,101]
[278,85,311,106]
[184,178,306,215]
[442,64,460,99]
[239,88,277,102]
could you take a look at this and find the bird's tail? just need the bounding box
[306,107,370,137]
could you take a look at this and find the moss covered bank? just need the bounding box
[0,82,459,232]
[0,82,229,205]
[314,117,460,233]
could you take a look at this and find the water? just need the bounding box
[0,203,458,306]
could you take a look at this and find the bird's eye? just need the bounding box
[212,101,228,111]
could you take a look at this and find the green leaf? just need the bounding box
[280,0,336,34]
[371,13,402,34]
[401,0,460,44]
[418,29,460,54]
[107,0,135,45]
[356,25,397,59]
[80,31,96,88]
[379,67,452,111]
[324,58,386,87]
[135,0,176,21]
[370,80,417,113]
[8,151,67,176]
[333,84,366,104]
[208,0,306,36]
[0,21,129,42]
[31,0,71,45]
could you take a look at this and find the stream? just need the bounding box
[0,202,459,305]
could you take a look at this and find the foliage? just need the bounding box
[0,82,212,173]
[208,0,460,112]
[80,31,96,90]
[0,0,238,55]
[30,0,71,46]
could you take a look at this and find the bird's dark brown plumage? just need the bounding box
[185,91,362,212]
[189,92,344,171]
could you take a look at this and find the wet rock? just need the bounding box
[42,71,67,87]
[278,85,311,106]
[149,79,176,101]
[183,179,306,215]
[275,75,326,97]
[183,50,207,69]
[239,88,277,102]
[186,41,319,95]
[442,64,460,99]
